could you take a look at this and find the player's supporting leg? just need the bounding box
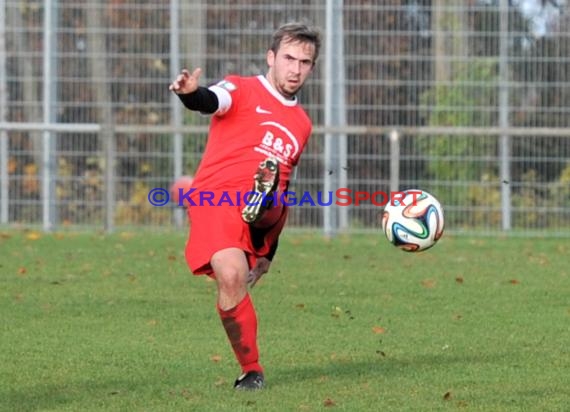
[211,248,264,389]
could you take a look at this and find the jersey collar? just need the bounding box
[257,75,298,107]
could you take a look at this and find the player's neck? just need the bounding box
[264,73,295,100]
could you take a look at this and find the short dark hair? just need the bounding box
[270,22,321,64]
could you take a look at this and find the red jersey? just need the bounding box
[190,75,312,194]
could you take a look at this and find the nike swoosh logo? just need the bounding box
[256,105,272,114]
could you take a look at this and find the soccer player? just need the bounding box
[169,22,321,390]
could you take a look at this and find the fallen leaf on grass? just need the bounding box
[421,279,437,288]
[289,238,303,246]
[468,239,486,246]
[323,398,336,407]
[210,355,222,363]
[509,279,520,285]
[331,306,343,318]
[18,267,27,276]
[372,326,386,334]
[443,391,452,400]
[528,254,549,266]
[26,231,41,241]
[120,232,135,240]
[455,276,464,284]
[167,254,177,261]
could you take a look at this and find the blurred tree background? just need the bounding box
[1,0,569,228]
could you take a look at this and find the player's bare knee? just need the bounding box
[216,265,247,291]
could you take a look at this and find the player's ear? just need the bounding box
[266,49,275,67]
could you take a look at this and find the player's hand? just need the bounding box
[247,257,271,289]
[169,68,202,94]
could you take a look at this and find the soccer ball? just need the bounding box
[170,175,194,207]
[381,189,444,252]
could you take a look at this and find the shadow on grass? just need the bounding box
[0,376,198,412]
[271,351,508,388]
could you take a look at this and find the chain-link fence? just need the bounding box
[1,1,569,235]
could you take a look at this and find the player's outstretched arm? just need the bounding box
[169,67,219,114]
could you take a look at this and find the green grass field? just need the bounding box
[1,229,568,411]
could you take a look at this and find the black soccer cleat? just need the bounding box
[242,157,279,224]
[234,371,265,390]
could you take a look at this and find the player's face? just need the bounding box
[266,38,316,99]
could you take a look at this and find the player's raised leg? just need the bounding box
[242,157,280,224]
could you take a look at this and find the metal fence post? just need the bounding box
[104,125,115,233]
[324,0,347,237]
[42,0,58,232]
[0,0,7,224]
[389,129,400,194]
[170,0,184,228]
[0,132,6,225]
[499,0,511,231]
[0,130,5,225]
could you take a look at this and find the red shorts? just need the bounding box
[184,195,288,276]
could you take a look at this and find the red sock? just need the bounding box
[217,293,262,374]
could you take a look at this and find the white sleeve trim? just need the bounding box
[209,85,232,116]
